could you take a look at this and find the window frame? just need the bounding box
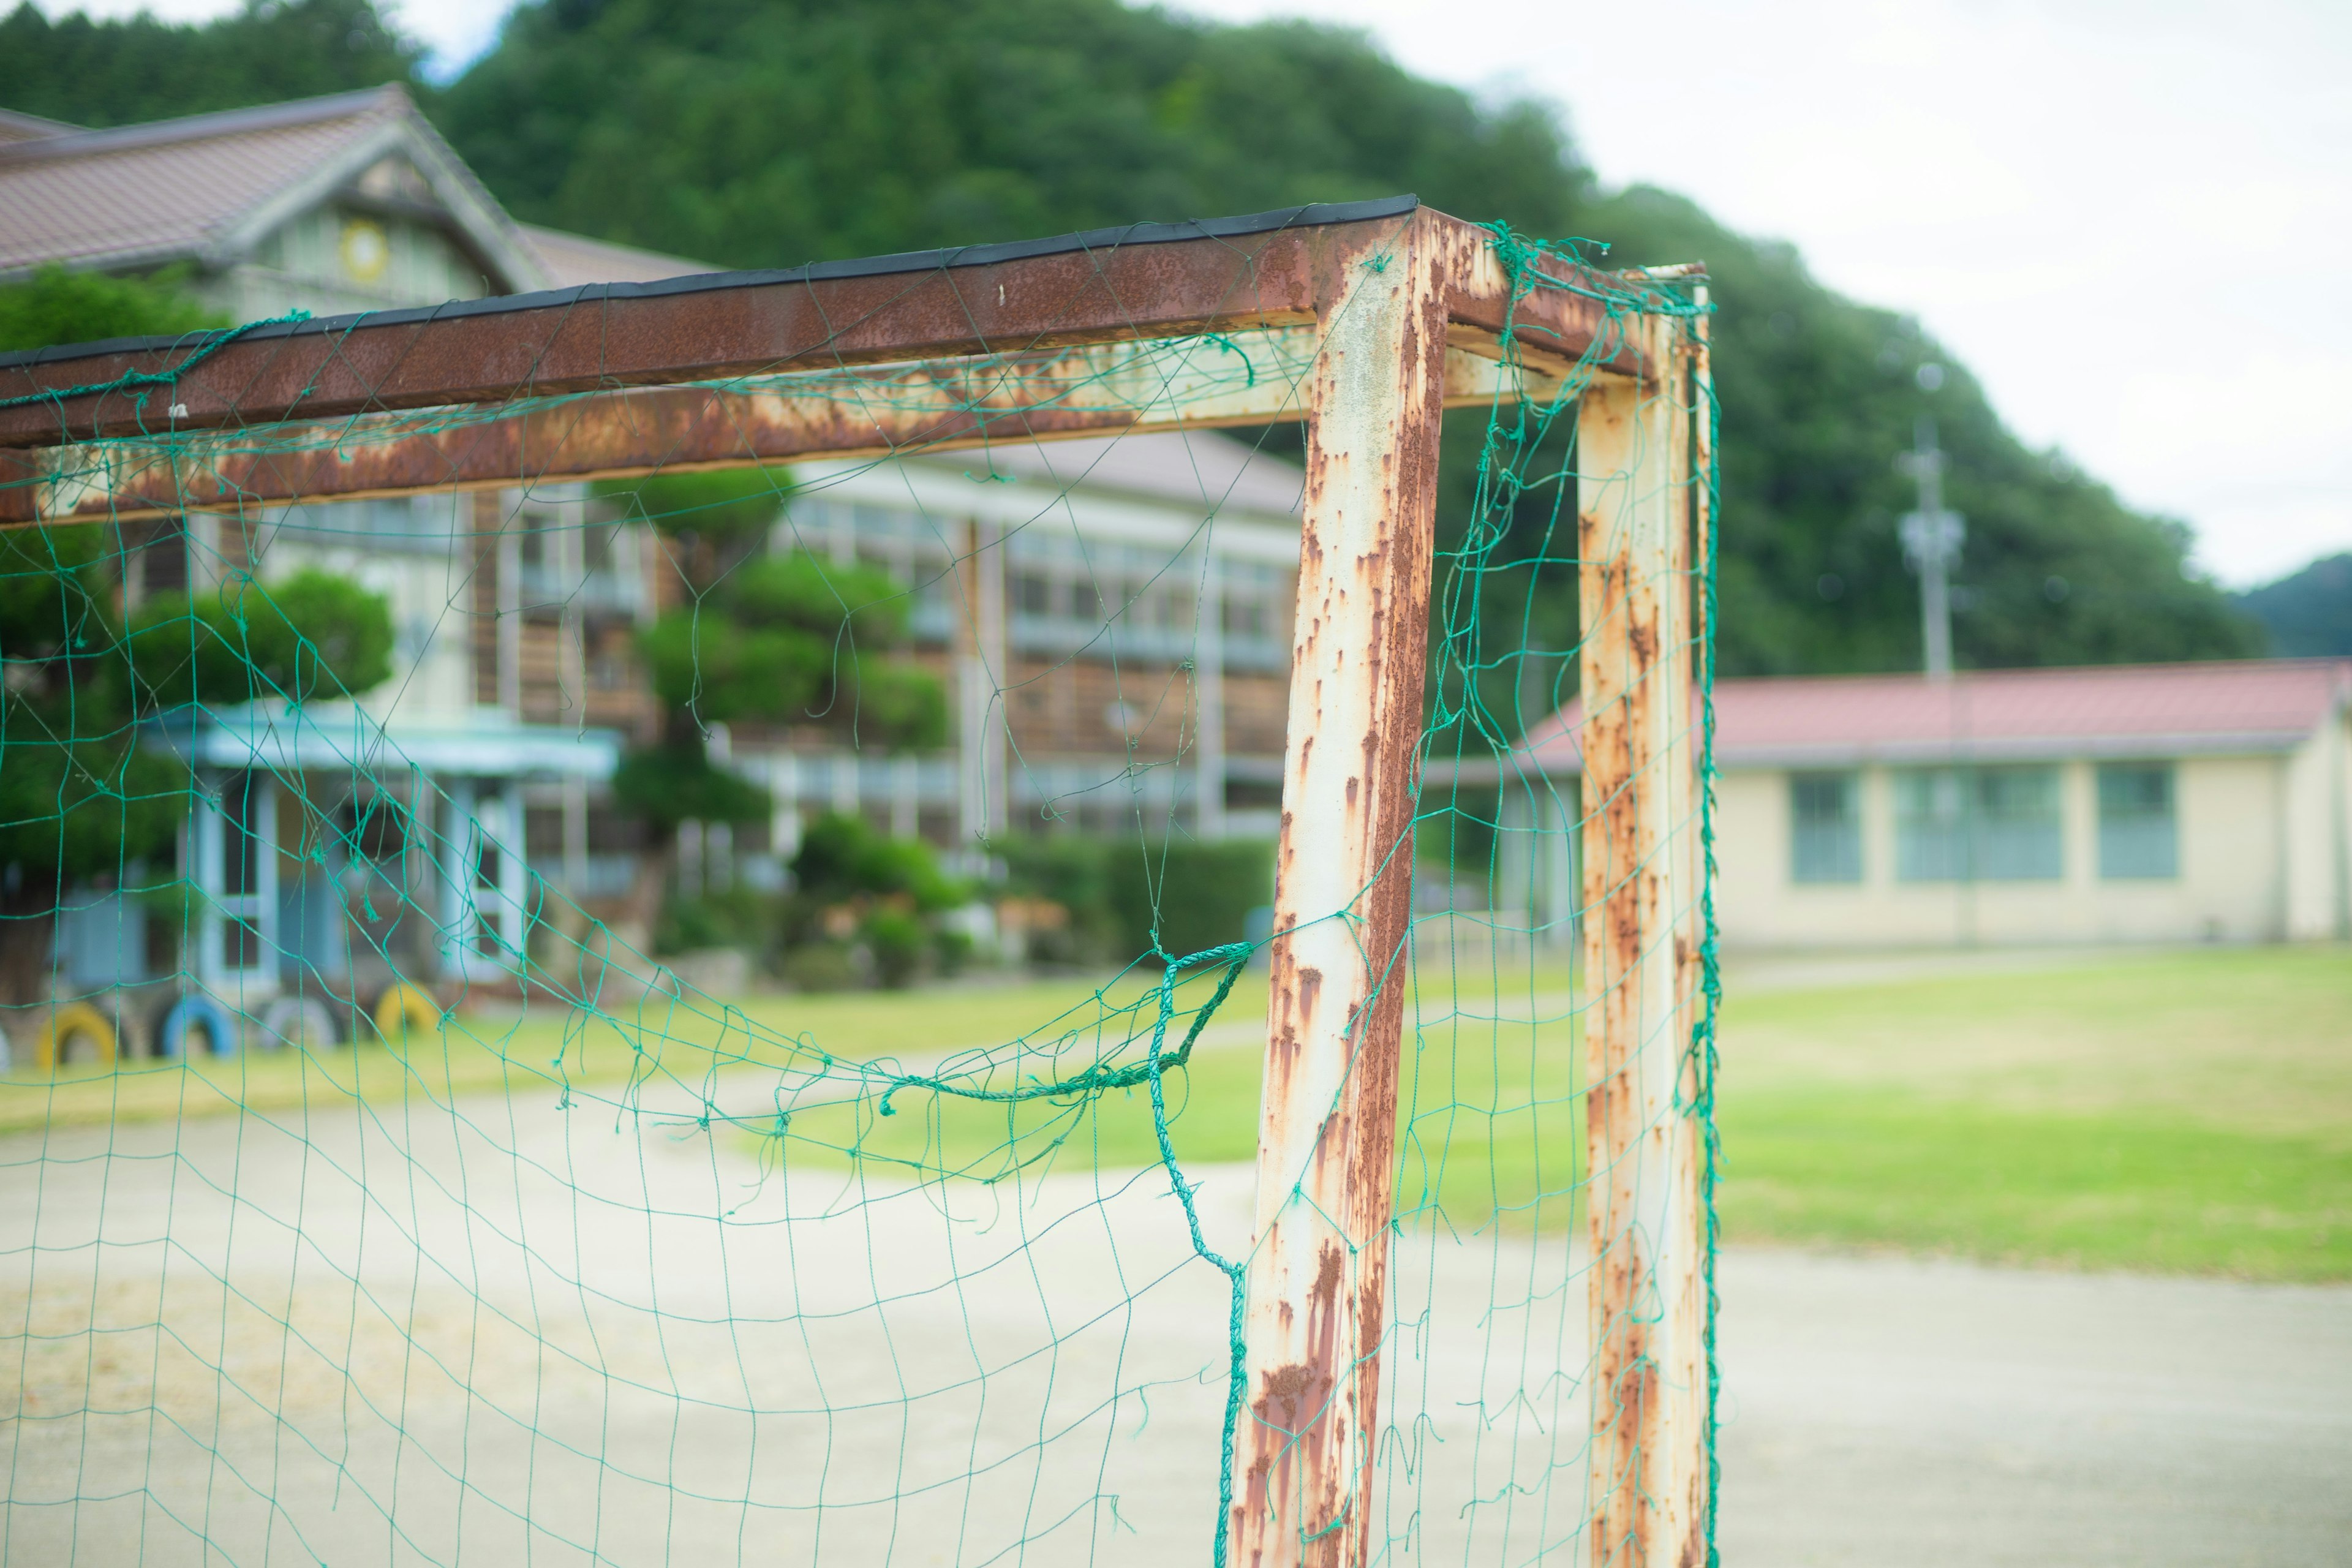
[2096,760,2179,881]
[1894,763,2065,883]
[1788,769,1864,885]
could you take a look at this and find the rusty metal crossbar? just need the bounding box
[0,197,1713,1568]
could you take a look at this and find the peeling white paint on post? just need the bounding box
[1231,214,1452,1568]
[1577,309,1711,1568]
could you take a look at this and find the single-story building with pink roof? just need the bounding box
[1498,659,2352,948]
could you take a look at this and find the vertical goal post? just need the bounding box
[0,197,1716,1568]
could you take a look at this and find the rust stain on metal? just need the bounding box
[0,208,1627,459]
[1234,206,1453,1568]
[1578,311,1711,1567]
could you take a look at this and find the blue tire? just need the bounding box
[157,994,241,1058]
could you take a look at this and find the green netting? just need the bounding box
[0,217,1717,1565]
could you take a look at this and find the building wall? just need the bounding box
[1712,752,2307,949]
[2282,709,2352,939]
[184,496,481,723]
[209,200,496,325]
[753,453,1303,848]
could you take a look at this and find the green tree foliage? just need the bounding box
[0,266,394,1005]
[791,811,962,912]
[0,0,2264,688]
[0,528,181,1003]
[431,0,2255,684]
[130,571,394,708]
[437,0,1575,268]
[596,466,797,558]
[1580,189,2263,676]
[0,265,226,353]
[639,551,946,750]
[601,469,947,845]
[608,741,771,834]
[2236,554,2352,657]
[0,0,420,129]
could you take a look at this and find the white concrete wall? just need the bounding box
[1711,750,2314,949]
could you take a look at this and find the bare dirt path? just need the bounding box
[4,1080,2343,1566]
[1716,1248,2352,1567]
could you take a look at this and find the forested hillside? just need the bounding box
[2237,555,2352,657]
[0,0,413,123]
[1,0,2264,680]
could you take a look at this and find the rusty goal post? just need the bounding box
[0,197,1719,1567]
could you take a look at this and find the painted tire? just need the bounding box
[372,982,440,1046]
[36,1001,118,1072]
[157,994,242,1059]
[257,995,339,1053]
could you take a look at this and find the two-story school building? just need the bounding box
[745,432,1302,865]
[1502,659,2352,949]
[4,86,1311,1036]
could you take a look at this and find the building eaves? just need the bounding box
[0,86,407,165]
[519,224,716,288]
[0,108,79,145]
[1510,658,2352,777]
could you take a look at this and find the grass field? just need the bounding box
[0,963,1275,1139]
[1716,946,2352,1281]
[7,944,2345,1280]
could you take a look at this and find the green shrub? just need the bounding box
[862,908,928,989]
[997,834,1120,967]
[611,741,771,835]
[791,813,962,911]
[0,263,224,354]
[654,887,774,957]
[1109,838,1273,963]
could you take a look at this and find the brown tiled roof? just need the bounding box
[959,431,1304,520]
[0,89,412,277]
[0,108,77,146]
[519,224,715,288]
[1519,659,2352,772]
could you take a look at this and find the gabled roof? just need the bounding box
[0,86,549,291]
[0,108,77,146]
[1518,658,2352,773]
[946,431,1305,522]
[519,224,715,289]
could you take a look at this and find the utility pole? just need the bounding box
[1898,415,1965,680]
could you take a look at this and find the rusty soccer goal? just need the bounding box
[0,197,1716,1568]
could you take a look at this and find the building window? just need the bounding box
[1895,766,2062,882]
[2098,763,2177,880]
[1789,771,1863,884]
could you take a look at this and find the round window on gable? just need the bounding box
[341,218,390,284]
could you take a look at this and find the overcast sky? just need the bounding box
[45,0,2352,585]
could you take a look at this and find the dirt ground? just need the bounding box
[4,1078,2346,1566]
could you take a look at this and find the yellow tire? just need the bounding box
[37,1001,118,1072]
[372,982,440,1046]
